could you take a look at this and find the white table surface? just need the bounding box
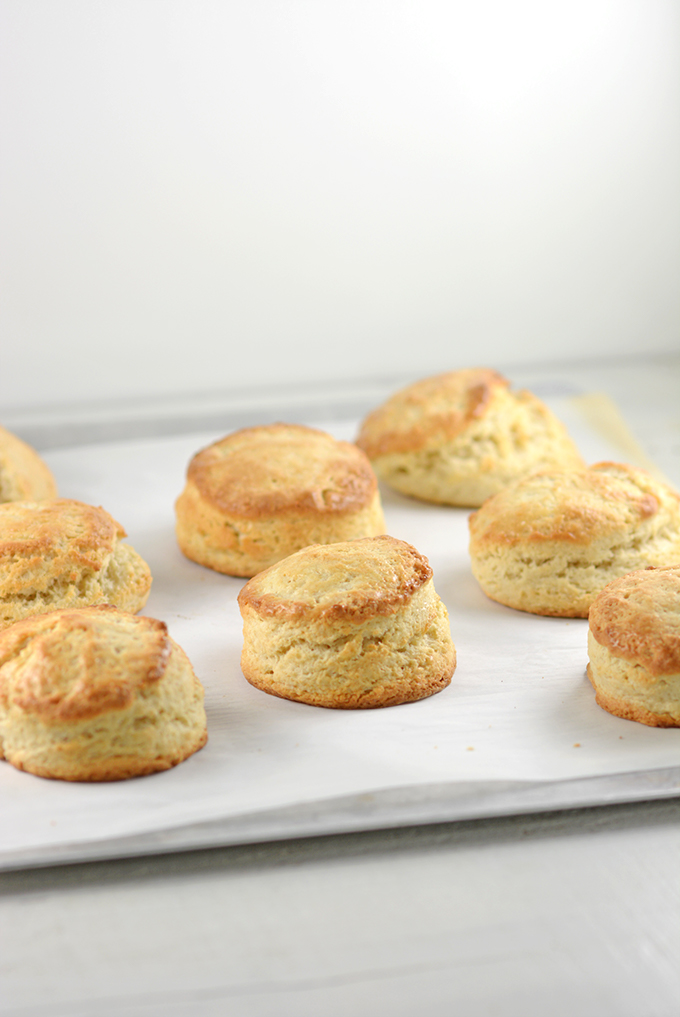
[1,353,679,1017]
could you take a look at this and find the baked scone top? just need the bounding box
[0,607,171,723]
[589,566,680,677]
[0,499,127,597]
[238,534,433,622]
[186,423,378,517]
[356,368,509,458]
[468,463,677,547]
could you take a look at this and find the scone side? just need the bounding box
[240,581,456,709]
[469,541,680,619]
[587,633,680,727]
[467,538,655,619]
[176,481,385,577]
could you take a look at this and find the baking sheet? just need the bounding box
[1,399,679,870]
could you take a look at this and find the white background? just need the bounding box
[1,0,679,411]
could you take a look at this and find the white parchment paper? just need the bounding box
[1,402,678,860]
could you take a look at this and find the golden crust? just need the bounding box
[238,536,456,709]
[356,368,509,458]
[355,369,584,507]
[0,607,208,780]
[588,567,680,677]
[0,426,58,503]
[468,462,665,547]
[468,463,680,618]
[238,534,433,622]
[0,499,152,628]
[176,424,385,577]
[0,607,169,723]
[189,423,379,516]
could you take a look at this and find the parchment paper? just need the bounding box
[1,398,678,866]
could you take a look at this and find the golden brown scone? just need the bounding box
[587,566,680,727]
[468,463,680,617]
[0,499,152,629]
[0,606,207,780]
[238,535,456,709]
[0,425,58,503]
[356,368,584,506]
[176,423,385,577]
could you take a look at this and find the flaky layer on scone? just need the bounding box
[0,499,152,629]
[355,368,584,507]
[0,425,58,503]
[468,463,680,617]
[238,535,456,709]
[587,566,680,727]
[0,607,207,780]
[176,423,385,577]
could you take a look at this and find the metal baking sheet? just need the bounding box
[1,397,679,871]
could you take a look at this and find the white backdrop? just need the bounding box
[1,0,679,411]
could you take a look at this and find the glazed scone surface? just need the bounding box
[176,423,385,577]
[0,606,207,780]
[0,499,152,629]
[0,425,58,503]
[468,462,680,617]
[356,368,584,506]
[238,535,456,709]
[587,566,680,727]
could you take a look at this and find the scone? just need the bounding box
[176,423,385,577]
[0,607,207,780]
[587,567,680,727]
[238,534,456,708]
[0,425,58,502]
[468,463,680,617]
[0,499,152,629]
[355,368,584,506]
